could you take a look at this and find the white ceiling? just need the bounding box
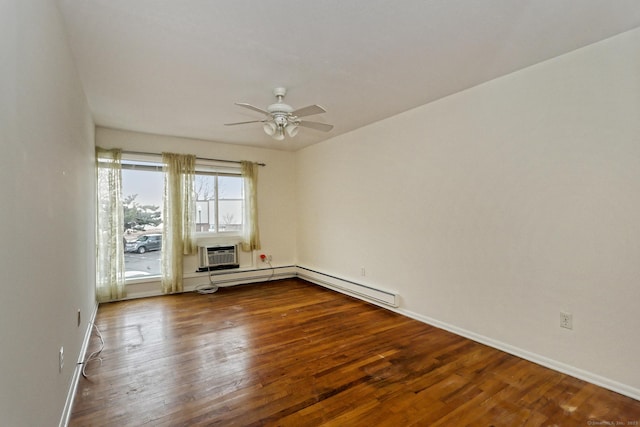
[58,0,640,151]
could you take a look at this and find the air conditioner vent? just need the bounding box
[197,245,239,272]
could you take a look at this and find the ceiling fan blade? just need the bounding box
[291,104,326,118]
[224,120,264,126]
[235,102,269,115]
[298,121,334,132]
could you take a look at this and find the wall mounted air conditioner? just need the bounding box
[197,245,239,272]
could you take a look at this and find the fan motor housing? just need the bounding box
[267,103,293,114]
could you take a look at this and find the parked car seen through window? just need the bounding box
[125,234,162,254]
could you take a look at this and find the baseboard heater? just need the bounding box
[296,266,399,307]
[197,245,239,272]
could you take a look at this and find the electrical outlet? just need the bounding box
[361,267,366,276]
[77,309,81,327]
[560,312,573,330]
[59,347,64,373]
[260,254,272,263]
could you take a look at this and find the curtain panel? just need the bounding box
[240,161,261,252]
[95,147,126,302]
[161,152,197,294]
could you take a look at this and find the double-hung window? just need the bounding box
[194,173,244,234]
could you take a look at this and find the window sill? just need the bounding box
[125,274,162,285]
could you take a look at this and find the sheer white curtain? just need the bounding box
[161,152,197,294]
[95,147,126,302]
[240,161,261,252]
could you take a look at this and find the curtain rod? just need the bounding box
[122,150,266,167]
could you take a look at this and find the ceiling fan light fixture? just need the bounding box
[263,121,276,136]
[274,115,288,127]
[286,124,299,138]
[273,127,285,140]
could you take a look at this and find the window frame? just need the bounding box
[193,171,245,237]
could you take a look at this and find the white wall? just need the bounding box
[0,1,96,425]
[296,28,640,396]
[96,127,297,296]
[2,4,636,423]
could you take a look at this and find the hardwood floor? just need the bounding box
[70,278,640,426]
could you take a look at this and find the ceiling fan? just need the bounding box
[224,87,333,140]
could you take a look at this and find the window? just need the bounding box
[195,173,244,233]
[120,155,245,280]
[121,161,163,279]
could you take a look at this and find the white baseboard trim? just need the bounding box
[59,301,99,427]
[393,308,640,401]
[296,266,399,307]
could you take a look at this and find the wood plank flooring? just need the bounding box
[70,278,640,426]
